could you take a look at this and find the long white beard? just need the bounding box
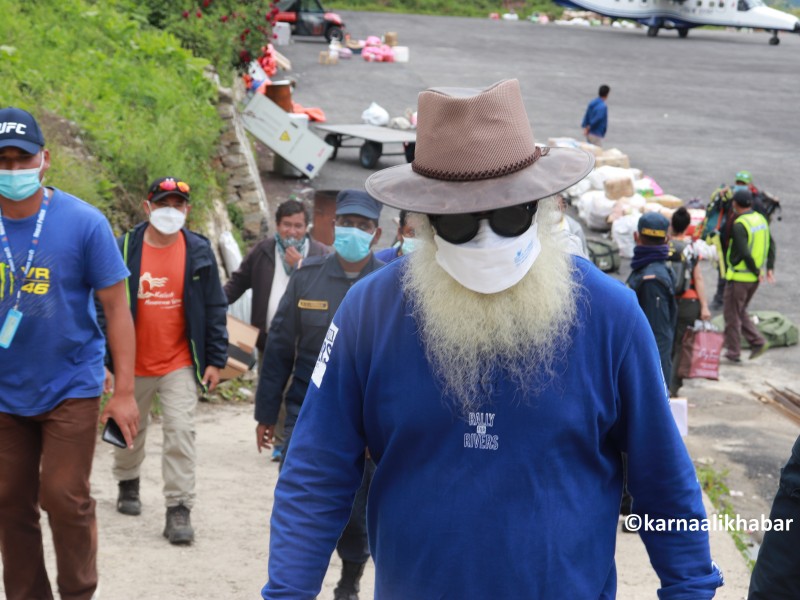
[401,198,582,416]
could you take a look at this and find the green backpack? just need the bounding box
[711,311,799,348]
[586,237,621,274]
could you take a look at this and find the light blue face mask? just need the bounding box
[334,226,374,263]
[0,154,44,202]
[400,236,420,255]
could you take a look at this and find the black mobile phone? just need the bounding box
[102,417,128,449]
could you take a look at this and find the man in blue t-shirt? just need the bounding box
[261,80,722,600]
[0,107,137,600]
[582,84,610,146]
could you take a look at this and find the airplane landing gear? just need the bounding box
[677,28,689,38]
[769,30,780,45]
[647,25,660,37]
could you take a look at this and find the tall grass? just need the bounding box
[0,0,224,230]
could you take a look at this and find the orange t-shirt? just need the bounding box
[134,236,194,377]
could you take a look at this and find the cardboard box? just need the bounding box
[604,177,634,200]
[651,194,684,209]
[219,314,259,381]
[318,50,339,65]
[595,148,630,169]
[579,142,604,157]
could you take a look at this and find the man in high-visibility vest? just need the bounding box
[723,187,775,362]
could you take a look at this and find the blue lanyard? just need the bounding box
[0,188,51,310]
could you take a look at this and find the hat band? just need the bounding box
[640,228,666,237]
[411,146,550,182]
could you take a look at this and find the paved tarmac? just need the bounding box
[275,11,799,331]
[253,14,800,596]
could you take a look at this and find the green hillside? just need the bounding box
[0,1,258,230]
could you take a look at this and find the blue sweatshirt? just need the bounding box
[582,96,608,138]
[262,257,723,599]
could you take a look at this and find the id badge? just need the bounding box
[0,308,23,349]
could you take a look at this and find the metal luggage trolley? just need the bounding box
[314,123,416,169]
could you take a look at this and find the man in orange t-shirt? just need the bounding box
[109,177,228,545]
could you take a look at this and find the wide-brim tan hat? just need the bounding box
[365,79,594,214]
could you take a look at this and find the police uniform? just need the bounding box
[255,252,384,432]
[255,250,384,575]
[627,261,677,383]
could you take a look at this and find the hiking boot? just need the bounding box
[333,560,366,600]
[116,478,141,516]
[724,354,742,364]
[749,343,769,360]
[163,504,194,545]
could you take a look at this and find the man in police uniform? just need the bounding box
[722,187,775,362]
[255,189,383,600]
[626,212,677,382]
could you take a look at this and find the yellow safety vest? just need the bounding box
[726,211,769,283]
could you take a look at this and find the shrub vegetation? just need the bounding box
[0,0,226,229]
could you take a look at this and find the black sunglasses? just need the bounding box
[428,203,538,245]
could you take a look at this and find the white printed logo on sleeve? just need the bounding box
[311,322,339,388]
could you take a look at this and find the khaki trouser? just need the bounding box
[113,367,198,508]
[586,133,603,146]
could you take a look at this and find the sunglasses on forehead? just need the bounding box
[428,202,538,245]
[148,179,190,199]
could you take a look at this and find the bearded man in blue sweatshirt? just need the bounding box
[261,80,723,599]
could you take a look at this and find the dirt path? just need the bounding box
[1,398,753,599]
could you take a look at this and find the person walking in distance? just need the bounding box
[669,207,711,396]
[722,187,775,363]
[582,84,610,146]
[626,212,677,383]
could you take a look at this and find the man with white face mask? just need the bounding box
[260,81,724,600]
[0,107,137,600]
[105,176,228,545]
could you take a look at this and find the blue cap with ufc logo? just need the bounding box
[0,107,46,154]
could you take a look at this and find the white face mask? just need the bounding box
[433,218,541,295]
[148,205,186,235]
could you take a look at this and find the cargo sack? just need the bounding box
[586,236,621,273]
[678,324,724,381]
[711,311,799,348]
